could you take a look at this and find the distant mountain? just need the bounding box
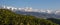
[15,10,60,18]
[1,6,59,13]
[1,6,60,18]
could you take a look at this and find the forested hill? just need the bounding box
[0,9,59,25]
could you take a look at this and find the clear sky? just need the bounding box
[0,0,60,10]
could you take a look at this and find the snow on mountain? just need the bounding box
[1,6,60,14]
[1,6,60,18]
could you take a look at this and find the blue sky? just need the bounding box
[0,0,60,10]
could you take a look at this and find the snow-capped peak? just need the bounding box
[1,6,60,14]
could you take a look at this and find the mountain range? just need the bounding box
[1,6,60,18]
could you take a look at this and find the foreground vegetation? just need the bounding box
[0,9,59,25]
[47,18,60,25]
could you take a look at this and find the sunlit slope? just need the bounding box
[0,9,59,25]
